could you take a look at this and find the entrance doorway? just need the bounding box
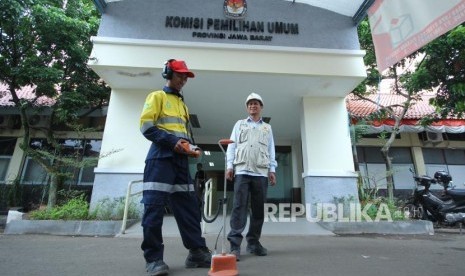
[189,144,293,213]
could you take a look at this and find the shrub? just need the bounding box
[28,194,141,221]
[29,194,90,220]
[357,171,408,221]
[360,197,408,221]
[89,196,140,221]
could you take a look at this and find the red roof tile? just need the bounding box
[345,79,441,119]
[346,92,436,119]
[0,83,56,107]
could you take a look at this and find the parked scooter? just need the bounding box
[405,168,465,226]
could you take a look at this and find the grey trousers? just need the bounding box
[227,174,268,249]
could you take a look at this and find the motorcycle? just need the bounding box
[405,168,465,226]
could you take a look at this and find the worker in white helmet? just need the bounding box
[225,92,277,261]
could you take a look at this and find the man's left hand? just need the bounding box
[268,172,276,186]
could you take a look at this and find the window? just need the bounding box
[423,148,445,164]
[363,147,385,163]
[356,147,414,190]
[390,147,413,163]
[423,148,465,188]
[444,149,465,165]
[75,140,101,184]
[0,137,16,155]
[189,144,293,202]
[21,157,50,185]
[21,139,102,185]
[0,137,17,183]
[21,139,52,184]
[358,147,412,164]
[446,132,465,141]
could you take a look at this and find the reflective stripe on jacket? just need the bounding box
[140,90,189,139]
[139,88,191,159]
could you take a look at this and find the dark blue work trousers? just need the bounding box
[227,174,268,249]
[141,158,206,263]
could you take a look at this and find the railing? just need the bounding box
[120,179,143,234]
[121,177,216,235]
[202,178,214,233]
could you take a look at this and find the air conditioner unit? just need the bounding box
[0,115,15,128]
[28,115,50,128]
[426,131,443,142]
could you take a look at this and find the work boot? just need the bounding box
[146,260,169,276]
[185,247,212,268]
[230,247,241,261]
[246,241,267,256]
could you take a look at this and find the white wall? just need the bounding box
[301,97,355,177]
[96,89,152,173]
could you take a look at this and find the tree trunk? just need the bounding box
[47,174,58,209]
[381,146,394,202]
[350,125,360,171]
[381,129,399,203]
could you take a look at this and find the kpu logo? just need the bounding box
[224,0,247,19]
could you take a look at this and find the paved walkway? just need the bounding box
[3,213,465,276]
[2,230,465,276]
[119,215,334,238]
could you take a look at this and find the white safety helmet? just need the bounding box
[245,92,264,107]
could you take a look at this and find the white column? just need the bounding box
[300,97,359,220]
[301,97,354,176]
[90,89,149,209]
[97,89,150,172]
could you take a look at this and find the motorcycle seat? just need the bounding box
[446,189,465,198]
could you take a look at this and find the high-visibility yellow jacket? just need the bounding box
[140,87,191,159]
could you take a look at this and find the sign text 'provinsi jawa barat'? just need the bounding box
[165,16,299,42]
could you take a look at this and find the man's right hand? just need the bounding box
[174,139,189,154]
[226,169,234,181]
[174,139,202,158]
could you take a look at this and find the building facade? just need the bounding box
[7,1,464,215]
[86,0,368,217]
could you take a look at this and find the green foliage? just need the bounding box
[29,194,90,220]
[28,194,141,221]
[357,173,379,205]
[7,178,23,207]
[350,120,369,144]
[332,195,356,205]
[89,197,140,221]
[356,19,381,90]
[0,0,111,208]
[420,24,465,118]
[0,178,24,209]
[56,189,87,206]
[0,185,9,210]
[362,197,407,221]
[353,19,465,204]
[357,172,407,221]
[354,20,465,120]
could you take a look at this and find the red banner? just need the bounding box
[368,0,465,72]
